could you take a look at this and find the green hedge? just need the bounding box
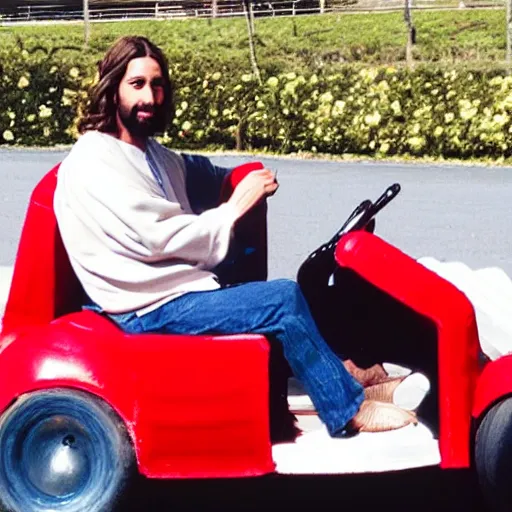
[0,47,86,146]
[3,49,512,160]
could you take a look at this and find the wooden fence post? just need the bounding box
[507,0,511,72]
[243,0,262,84]
[83,0,90,47]
[404,0,415,68]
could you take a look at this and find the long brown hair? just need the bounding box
[78,36,174,135]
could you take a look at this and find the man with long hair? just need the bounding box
[54,36,418,439]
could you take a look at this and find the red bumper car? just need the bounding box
[0,162,509,511]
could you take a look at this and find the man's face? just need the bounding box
[116,56,166,138]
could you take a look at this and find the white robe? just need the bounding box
[53,131,237,315]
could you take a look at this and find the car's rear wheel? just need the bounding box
[0,388,136,512]
[475,396,512,512]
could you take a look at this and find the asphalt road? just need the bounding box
[2,148,512,281]
[0,148,507,512]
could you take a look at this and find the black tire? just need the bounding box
[0,388,136,512]
[475,396,512,512]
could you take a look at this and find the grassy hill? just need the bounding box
[0,9,507,75]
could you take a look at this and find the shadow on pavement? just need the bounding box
[125,467,488,512]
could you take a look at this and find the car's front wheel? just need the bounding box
[0,388,136,512]
[475,396,512,512]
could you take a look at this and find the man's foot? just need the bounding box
[364,373,430,411]
[364,377,405,402]
[343,359,390,387]
[350,400,418,433]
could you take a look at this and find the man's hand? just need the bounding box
[228,169,279,220]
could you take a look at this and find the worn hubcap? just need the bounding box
[23,416,90,497]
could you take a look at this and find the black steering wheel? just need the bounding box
[297,183,401,293]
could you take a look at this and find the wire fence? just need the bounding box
[0,0,505,24]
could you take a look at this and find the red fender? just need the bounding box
[472,355,512,420]
[335,232,481,469]
[0,311,274,479]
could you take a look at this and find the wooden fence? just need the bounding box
[0,0,505,23]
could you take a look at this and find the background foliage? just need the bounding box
[2,11,512,159]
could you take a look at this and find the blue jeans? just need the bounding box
[107,279,364,436]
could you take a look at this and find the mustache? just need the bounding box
[133,104,155,114]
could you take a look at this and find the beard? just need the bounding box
[117,101,165,139]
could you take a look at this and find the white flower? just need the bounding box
[460,107,478,121]
[359,68,378,82]
[284,82,297,95]
[407,136,426,150]
[39,105,53,119]
[267,76,279,88]
[17,76,29,89]
[2,130,14,142]
[379,142,390,154]
[319,92,333,103]
[493,113,509,126]
[459,99,472,110]
[332,100,346,117]
[181,121,192,131]
[490,76,504,87]
[211,72,222,81]
[364,112,381,127]
[69,67,80,79]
